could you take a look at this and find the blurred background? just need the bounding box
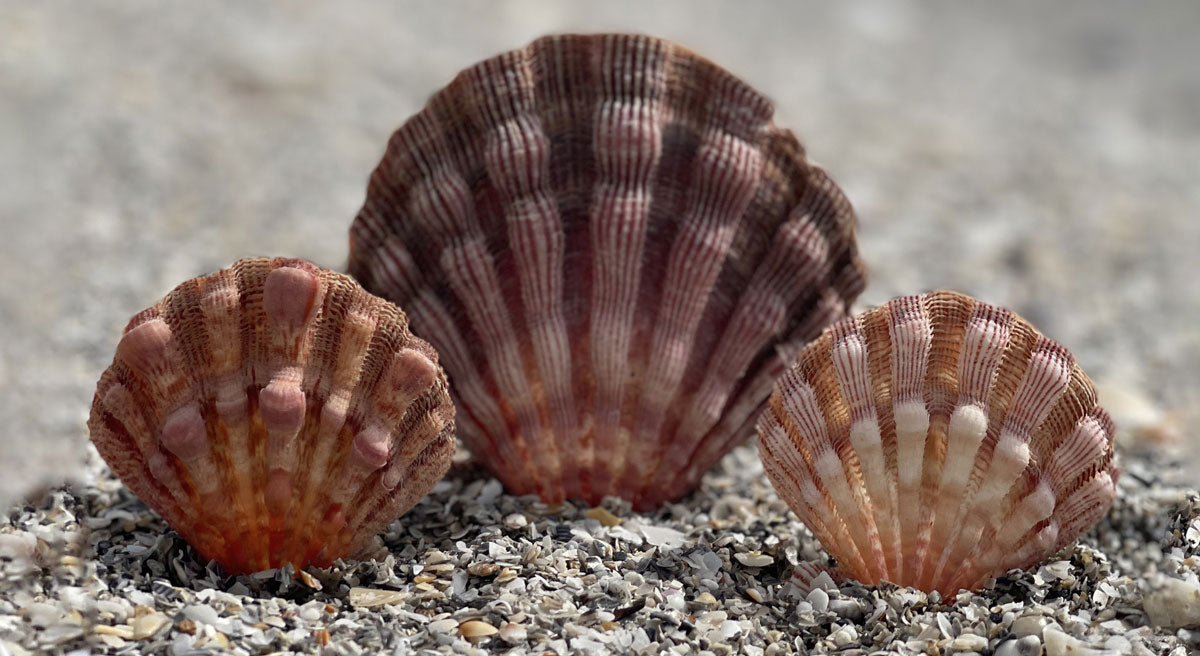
[2,1,1196,504]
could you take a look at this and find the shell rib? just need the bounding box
[757,291,1118,595]
[348,33,866,509]
[88,257,456,574]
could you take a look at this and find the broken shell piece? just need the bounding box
[88,257,455,574]
[348,33,866,509]
[757,290,1118,595]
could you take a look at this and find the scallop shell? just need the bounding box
[757,290,1118,594]
[88,257,455,573]
[348,33,866,509]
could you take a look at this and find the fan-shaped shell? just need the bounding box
[757,291,1118,594]
[348,33,866,509]
[88,257,455,574]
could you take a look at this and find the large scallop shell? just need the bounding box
[757,291,1118,594]
[348,33,867,509]
[88,257,455,574]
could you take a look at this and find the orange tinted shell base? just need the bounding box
[88,258,455,574]
[758,291,1118,595]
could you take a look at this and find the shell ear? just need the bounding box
[88,257,455,574]
[348,33,866,510]
[757,290,1117,596]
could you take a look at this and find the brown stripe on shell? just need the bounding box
[349,33,867,509]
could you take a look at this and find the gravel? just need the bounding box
[2,440,1197,655]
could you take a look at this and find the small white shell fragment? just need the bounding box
[22,602,63,628]
[427,618,458,633]
[467,561,499,577]
[995,636,1044,656]
[1043,627,1114,656]
[0,532,38,577]
[1012,614,1051,638]
[499,622,528,643]
[459,620,499,641]
[503,514,528,529]
[94,625,135,640]
[951,633,989,652]
[585,507,621,527]
[348,587,409,609]
[181,605,220,627]
[641,526,687,549]
[297,601,324,622]
[806,588,829,612]
[131,613,171,640]
[734,552,773,567]
[1143,577,1200,628]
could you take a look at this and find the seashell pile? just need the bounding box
[757,290,1118,594]
[348,33,867,509]
[82,34,1122,593]
[88,257,456,574]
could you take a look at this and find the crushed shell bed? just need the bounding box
[2,443,1198,655]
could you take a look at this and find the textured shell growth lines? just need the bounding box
[349,33,866,509]
[757,291,1118,595]
[88,257,456,574]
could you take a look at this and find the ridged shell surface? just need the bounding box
[757,291,1118,595]
[88,257,456,574]
[349,33,866,509]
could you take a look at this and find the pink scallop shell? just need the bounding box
[758,290,1118,594]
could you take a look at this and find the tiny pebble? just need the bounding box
[459,619,499,641]
[806,588,829,612]
[695,591,719,608]
[1012,614,1050,638]
[348,587,408,608]
[734,552,773,567]
[995,636,1044,656]
[641,526,687,549]
[499,622,528,643]
[94,624,134,640]
[428,618,458,633]
[1143,577,1200,628]
[1043,627,1111,656]
[951,633,989,651]
[296,569,322,590]
[181,604,220,626]
[467,561,499,577]
[830,625,857,646]
[298,600,324,622]
[22,603,61,628]
[585,507,621,527]
[131,613,170,640]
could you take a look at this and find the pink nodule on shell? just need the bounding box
[757,290,1119,595]
[88,257,456,574]
[348,33,867,509]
